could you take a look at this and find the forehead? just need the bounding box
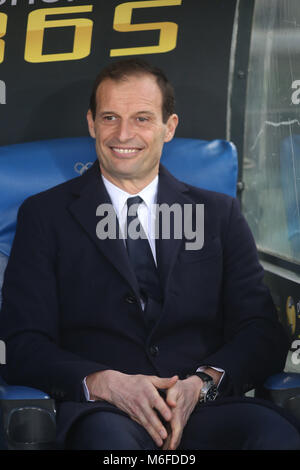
[95,74,163,114]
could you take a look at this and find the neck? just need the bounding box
[100,167,159,194]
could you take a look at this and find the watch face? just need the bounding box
[206,385,218,401]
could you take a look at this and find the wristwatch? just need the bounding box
[195,371,219,402]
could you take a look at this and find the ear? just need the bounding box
[164,114,179,143]
[87,109,96,139]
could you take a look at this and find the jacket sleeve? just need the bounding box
[202,197,290,396]
[0,197,108,402]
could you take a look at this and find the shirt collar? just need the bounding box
[101,174,159,217]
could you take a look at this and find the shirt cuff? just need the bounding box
[82,376,96,402]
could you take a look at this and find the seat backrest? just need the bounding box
[0,136,238,306]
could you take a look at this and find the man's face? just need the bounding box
[87,74,178,186]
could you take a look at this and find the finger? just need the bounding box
[162,434,172,450]
[163,423,177,451]
[170,433,181,450]
[133,393,170,446]
[169,428,181,450]
[169,412,182,450]
[132,414,164,448]
[127,379,173,445]
[151,390,174,422]
[151,375,178,390]
[143,403,169,441]
[165,386,178,408]
[151,376,178,420]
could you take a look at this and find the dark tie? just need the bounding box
[126,196,162,303]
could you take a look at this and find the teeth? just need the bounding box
[112,147,139,154]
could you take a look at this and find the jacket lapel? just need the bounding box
[156,164,192,294]
[68,161,141,300]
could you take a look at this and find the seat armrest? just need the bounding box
[0,385,51,400]
[255,372,300,421]
[0,384,56,450]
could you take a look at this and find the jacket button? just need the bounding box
[149,345,159,357]
[125,294,137,304]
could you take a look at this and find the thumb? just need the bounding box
[165,383,179,408]
[151,375,178,389]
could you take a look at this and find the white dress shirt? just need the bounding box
[102,174,158,262]
[83,174,224,401]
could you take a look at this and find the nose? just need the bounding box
[116,119,135,142]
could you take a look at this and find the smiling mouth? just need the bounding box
[110,147,142,155]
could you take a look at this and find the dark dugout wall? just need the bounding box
[0,0,237,147]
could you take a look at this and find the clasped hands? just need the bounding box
[86,370,205,450]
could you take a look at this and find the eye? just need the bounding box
[103,115,117,122]
[136,116,148,122]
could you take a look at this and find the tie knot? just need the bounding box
[127,196,143,210]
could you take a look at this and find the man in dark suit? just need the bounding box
[1,59,300,450]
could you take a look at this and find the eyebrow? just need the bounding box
[99,110,156,117]
[98,111,117,116]
[135,111,156,116]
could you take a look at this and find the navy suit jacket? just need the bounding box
[0,161,289,445]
